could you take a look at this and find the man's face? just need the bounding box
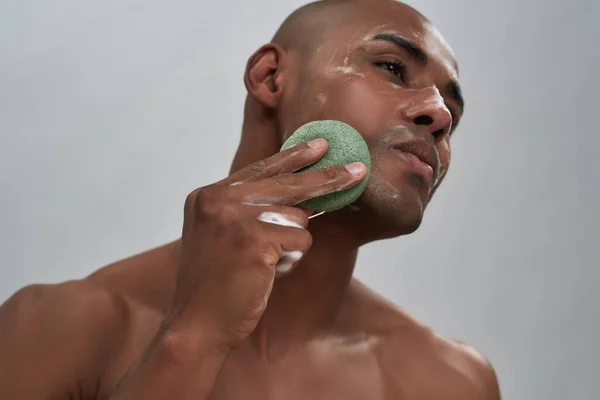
[278,2,464,237]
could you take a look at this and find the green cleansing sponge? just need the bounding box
[280,120,371,212]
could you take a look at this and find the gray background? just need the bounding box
[1,0,598,398]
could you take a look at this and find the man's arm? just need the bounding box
[107,325,231,400]
[1,145,362,400]
[0,281,233,400]
[0,281,129,400]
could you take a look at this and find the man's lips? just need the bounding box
[392,140,439,183]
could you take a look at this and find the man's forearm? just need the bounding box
[109,329,231,400]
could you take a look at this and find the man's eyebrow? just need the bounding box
[372,33,428,65]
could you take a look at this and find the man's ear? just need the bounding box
[244,43,285,109]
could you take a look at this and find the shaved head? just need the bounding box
[272,1,346,54]
[272,0,427,56]
[238,0,463,241]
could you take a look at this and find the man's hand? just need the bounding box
[108,138,367,400]
[167,137,367,351]
[0,138,368,400]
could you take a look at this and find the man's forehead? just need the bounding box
[328,16,458,79]
[320,1,457,69]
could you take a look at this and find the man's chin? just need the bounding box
[343,191,427,243]
[368,207,424,240]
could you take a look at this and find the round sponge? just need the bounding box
[280,120,371,212]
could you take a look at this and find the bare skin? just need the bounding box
[0,1,501,399]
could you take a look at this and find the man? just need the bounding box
[0,0,501,399]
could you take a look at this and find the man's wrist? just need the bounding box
[156,326,233,368]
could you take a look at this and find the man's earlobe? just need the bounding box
[244,44,284,109]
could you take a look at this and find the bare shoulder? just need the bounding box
[382,328,502,400]
[347,280,501,399]
[0,279,135,399]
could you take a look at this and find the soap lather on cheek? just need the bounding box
[257,212,305,273]
[432,138,450,189]
[328,52,365,78]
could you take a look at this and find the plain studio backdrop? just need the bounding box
[1,0,598,398]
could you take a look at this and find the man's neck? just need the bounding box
[248,214,360,360]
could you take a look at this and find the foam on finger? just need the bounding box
[275,250,303,273]
[257,212,303,229]
[257,211,305,273]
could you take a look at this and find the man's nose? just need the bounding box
[402,87,453,142]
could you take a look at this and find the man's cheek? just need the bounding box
[439,136,451,174]
[434,137,451,190]
[326,80,386,132]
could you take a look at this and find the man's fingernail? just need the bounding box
[307,138,326,149]
[346,162,366,175]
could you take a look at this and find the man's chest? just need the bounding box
[96,308,480,400]
[209,370,470,400]
[206,338,385,400]
[208,351,478,400]
[100,340,477,400]
[209,357,384,400]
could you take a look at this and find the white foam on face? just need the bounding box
[316,93,328,106]
[395,86,442,110]
[387,125,419,141]
[408,26,424,41]
[330,66,365,77]
[432,138,450,190]
[327,40,366,78]
[362,25,389,41]
[257,212,305,273]
[363,151,405,213]
[432,167,447,191]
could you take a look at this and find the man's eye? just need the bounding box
[377,61,406,81]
